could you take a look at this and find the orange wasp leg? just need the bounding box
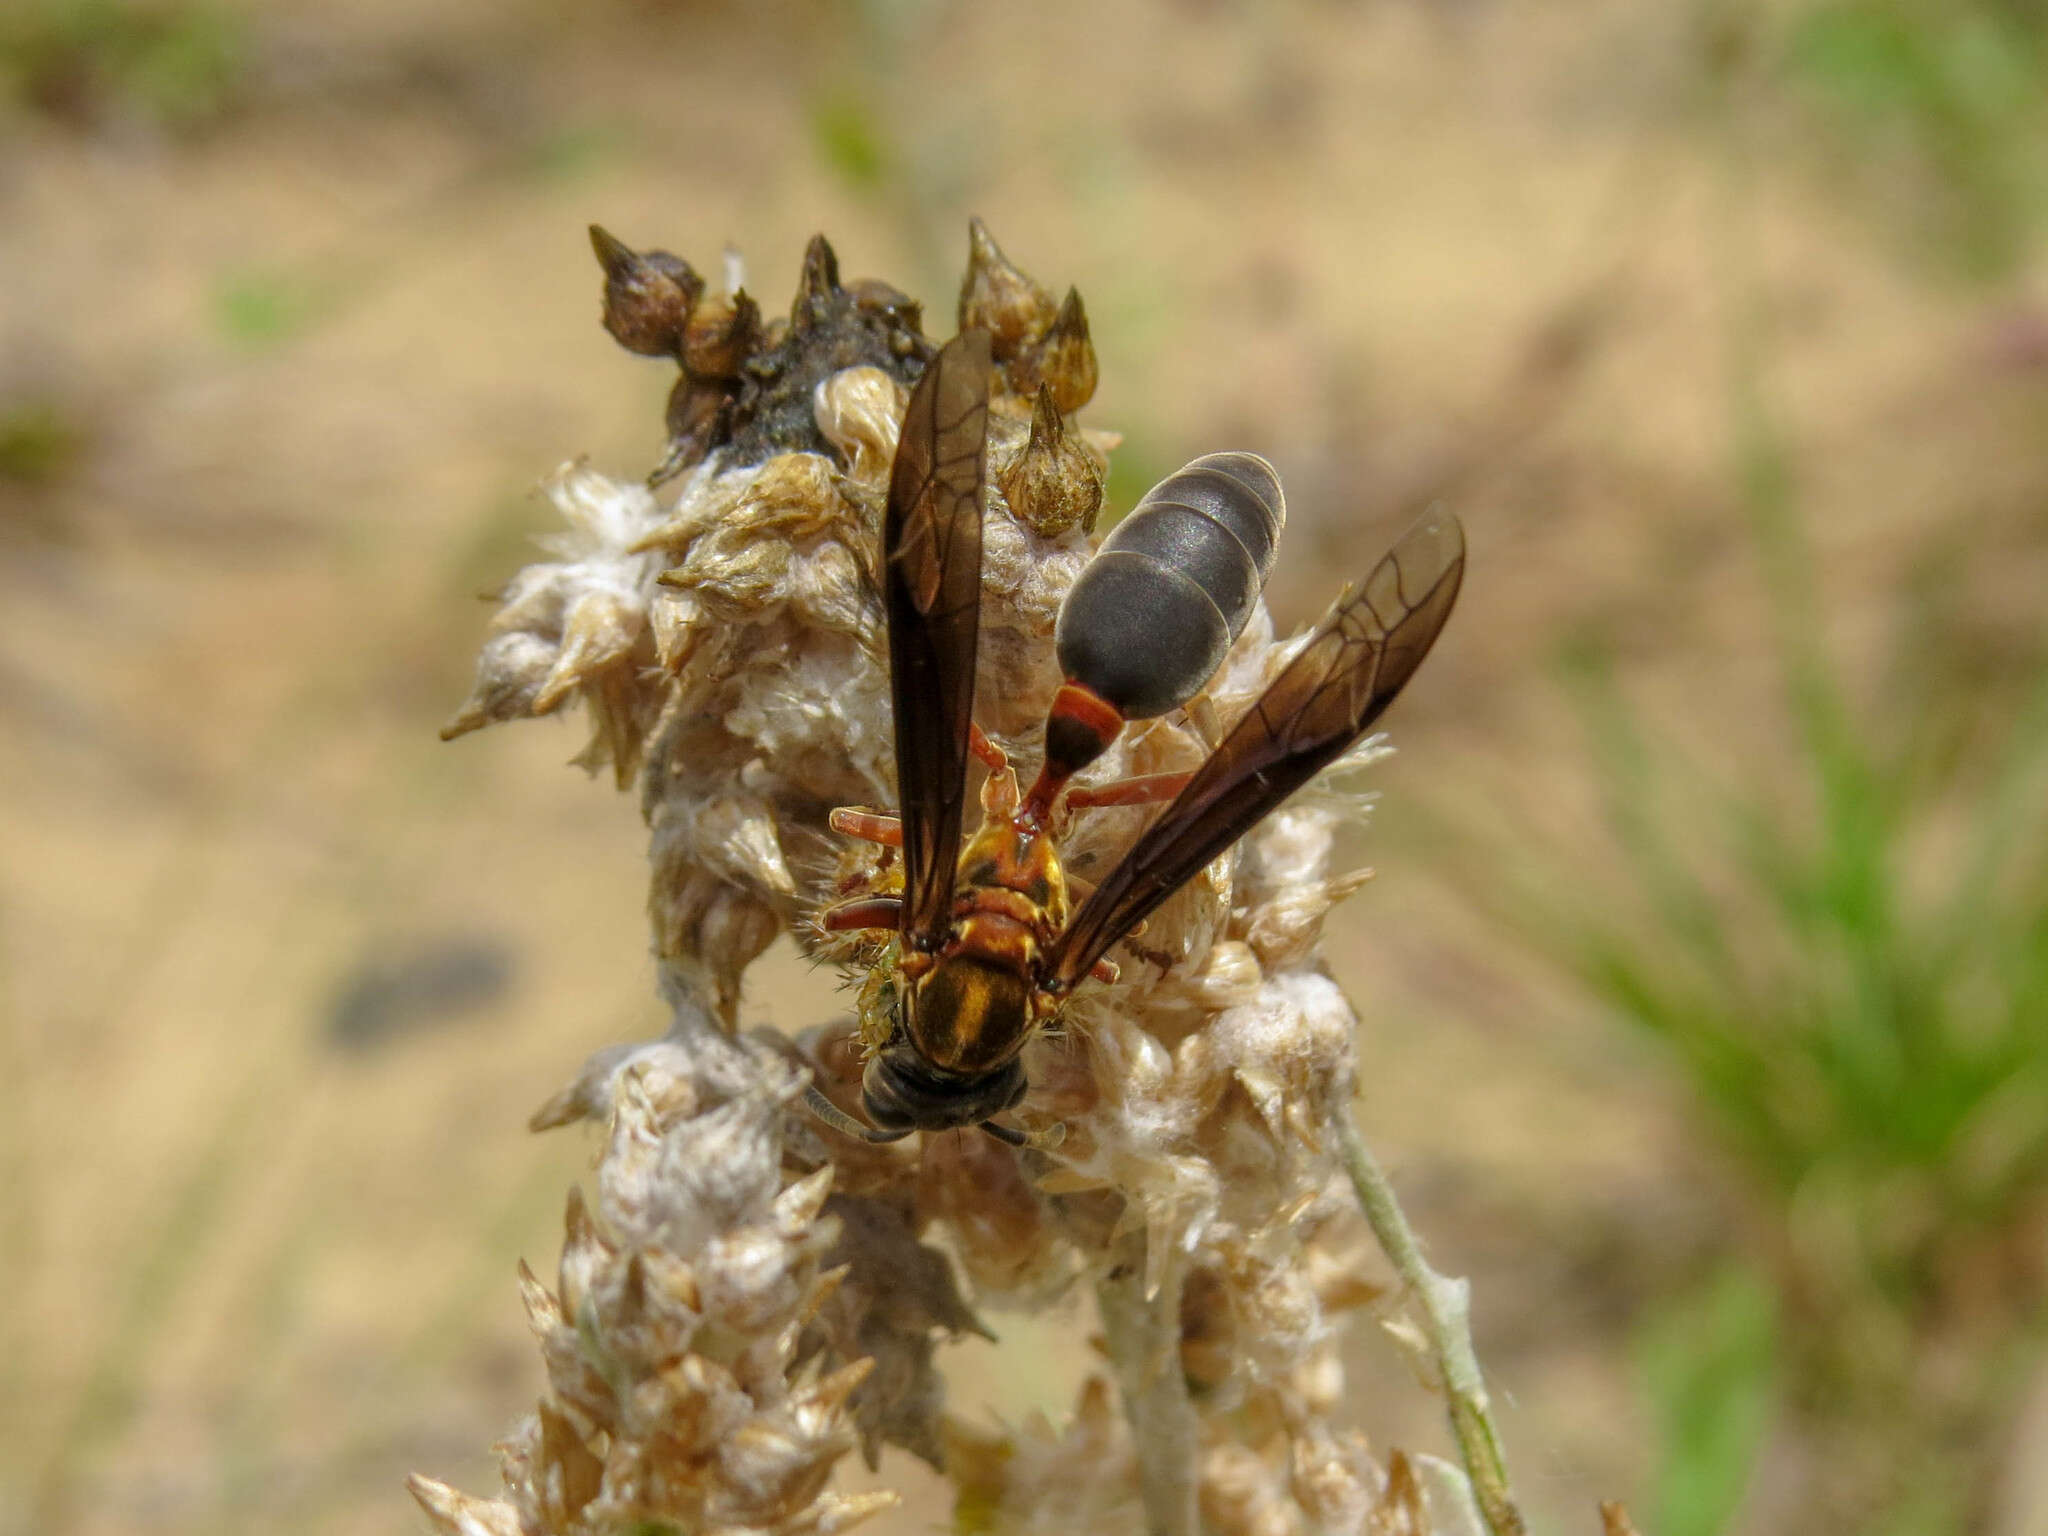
[1063,771,1194,810]
[829,807,904,847]
[819,896,903,932]
[968,721,1008,775]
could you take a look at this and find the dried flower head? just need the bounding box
[409,1019,897,1536]
[427,220,1499,1536]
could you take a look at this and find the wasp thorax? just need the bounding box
[906,956,1036,1077]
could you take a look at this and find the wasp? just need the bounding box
[806,331,1464,1147]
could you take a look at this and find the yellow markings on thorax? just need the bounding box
[906,953,1035,1074]
[955,814,1071,933]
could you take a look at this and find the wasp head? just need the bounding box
[861,1040,1027,1135]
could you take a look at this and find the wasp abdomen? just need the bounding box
[1055,451,1285,719]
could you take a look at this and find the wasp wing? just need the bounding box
[1044,512,1465,991]
[885,330,993,953]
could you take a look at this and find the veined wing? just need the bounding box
[885,330,993,953]
[1044,512,1465,990]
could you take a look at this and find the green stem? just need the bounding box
[1335,1107,1527,1536]
[1096,1225,1199,1536]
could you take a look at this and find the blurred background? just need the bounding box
[5,1,2047,1533]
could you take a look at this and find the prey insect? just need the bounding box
[806,330,1464,1148]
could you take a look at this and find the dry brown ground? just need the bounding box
[5,3,2044,1534]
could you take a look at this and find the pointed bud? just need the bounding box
[809,1488,901,1534]
[958,216,1058,360]
[613,1249,652,1332]
[559,1183,613,1317]
[848,277,923,335]
[533,589,637,712]
[517,1260,563,1335]
[1015,286,1098,412]
[999,383,1103,537]
[535,1402,604,1525]
[682,288,763,379]
[801,1263,850,1327]
[659,376,733,481]
[439,631,557,740]
[1371,1450,1430,1536]
[796,1356,876,1419]
[790,233,842,334]
[590,224,704,358]
[406,1476,524,1536]
[773,1164,836,1230]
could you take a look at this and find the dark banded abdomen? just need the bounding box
[1055,451,1285,718]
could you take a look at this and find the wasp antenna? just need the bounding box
[803,1084,911,1144]
[980,1118,1066,1152]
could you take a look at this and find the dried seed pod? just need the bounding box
[849,277,925,351]
[998,383,1103,537]
[915,1126,1060,1295]
[662,374,733,469]
[719,238,930,465]
[682,287,764,379]
[1199,1442,1303,1536]
[439,461,667,783]
[439,630,559,739]
[813,1191,992,1469]
[1362,1448,1429,1536]
[1010,286,1099,412]
[414,1050,894,1536]
[958,216,1059,361]
[790,233,843,334]
[815,364,910,491]
[591,224,704,358]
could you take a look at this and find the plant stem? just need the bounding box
[1335,1106,1527,1536]
[1096,1225,1199,1536]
